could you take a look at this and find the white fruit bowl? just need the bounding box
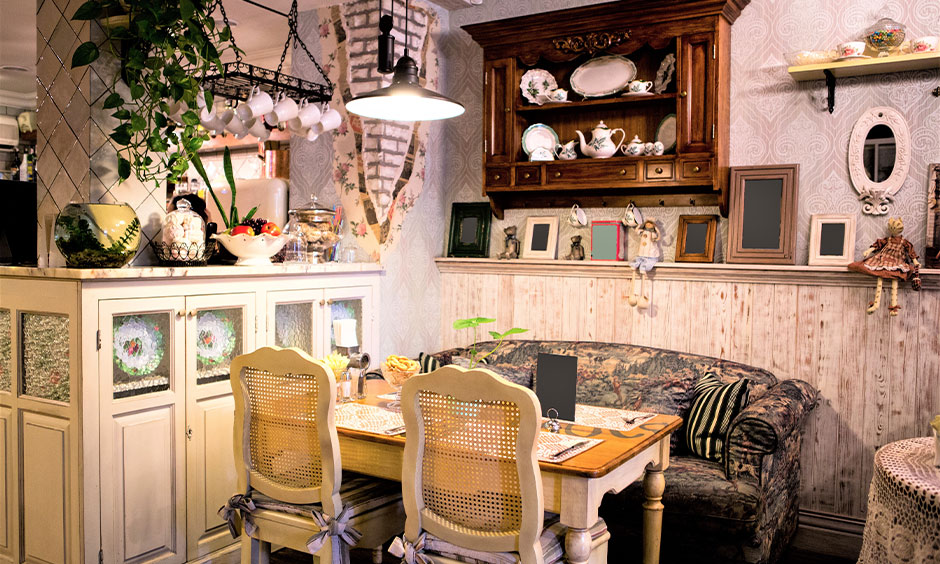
[212,232,287,266]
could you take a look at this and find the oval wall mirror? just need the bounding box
[848,107,910,215]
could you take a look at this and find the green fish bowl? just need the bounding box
[54,203,141,268]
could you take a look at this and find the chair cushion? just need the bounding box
[251,473,402,518]
[449,356,534,390]
[423,515,607,564]
[684,373,749,462]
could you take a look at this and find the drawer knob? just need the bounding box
[504,107,511,113]
[655,167,664,174]
[693,166,701,173]
[554,171,562,178]
[679,90,688,98]
[494,174,501,180]
[523,172,531,179]
[619,169,627,175]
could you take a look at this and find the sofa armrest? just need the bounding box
[725,379,817,482]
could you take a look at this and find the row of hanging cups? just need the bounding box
[166,86,341,142]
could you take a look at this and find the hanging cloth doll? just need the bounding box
[848,217,921,316]
[628,219,662,309]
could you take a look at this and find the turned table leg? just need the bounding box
[642,467,665,564]
[565,526,592,564]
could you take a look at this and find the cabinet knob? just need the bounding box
[619,169,627,175]
[187,310,197,319]
[504,107,511,113]
[554,171,562,178]
[176,310,184,319]
[523,172,531,179]
[494,174,501,180]
[655,167,664,174]
[319,299,326,306]
[326,299,334,306]
[693,166,701,173]
[679,90,688,98]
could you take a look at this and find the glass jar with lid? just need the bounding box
[288,195,342,262]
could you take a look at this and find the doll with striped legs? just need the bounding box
[848,217,921,316]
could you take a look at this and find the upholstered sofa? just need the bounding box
[428,340,817,564]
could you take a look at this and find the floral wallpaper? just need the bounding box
[447,0,940,264]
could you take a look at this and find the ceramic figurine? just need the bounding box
[497,225,520,260]
[628,219,662,309]
[564,235,585,260]
[576,120,626,158]
[848,217,921,316]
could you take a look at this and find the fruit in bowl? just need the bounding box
[212,218,286,266]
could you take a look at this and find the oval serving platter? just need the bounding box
[570,55,637,98]
[655,113,677,153]
[522,123,560,155]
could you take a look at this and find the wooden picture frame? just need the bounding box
[808,214,856,266]
[590,220,623,261]
[447,202,492,258]
[675,215,718,262]
[522,216,558,259]
[925,163,940,268]
[727,164,799,264]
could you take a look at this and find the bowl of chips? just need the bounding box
[381,355,420,389]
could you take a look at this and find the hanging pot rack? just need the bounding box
[201,0,334,104]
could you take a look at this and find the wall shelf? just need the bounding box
[788,51,940,113]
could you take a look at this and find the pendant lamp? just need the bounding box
[346,0,464,121]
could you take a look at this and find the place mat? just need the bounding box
[335,403,405,435]
[377,392,400,401]
[573,404,657,432]
[538,433,603,462]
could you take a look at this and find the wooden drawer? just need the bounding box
[645,161,675,181]
[515,165,541,186]
[680,159,712,179]
[545,161,638,186]
[486,167,510,187]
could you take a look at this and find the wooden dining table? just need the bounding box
[336,381,683,564]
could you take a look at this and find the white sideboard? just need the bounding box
[0,263,382,564]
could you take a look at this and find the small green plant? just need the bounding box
[190,147,256,231]
[452,317,528,368]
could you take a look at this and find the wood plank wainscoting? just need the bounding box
[436,258,940,558]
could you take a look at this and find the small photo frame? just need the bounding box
[522,216,559,259]
[675,215,718,263]
[808,214,856,266]
[727,164,799,264]
[925,163,940,268]
[590,220,623,261]
[447,202,492,258]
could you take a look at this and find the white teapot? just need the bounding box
[576,120,626,159]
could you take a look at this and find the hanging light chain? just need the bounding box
[215,0,243,63]
[275,0,334,92]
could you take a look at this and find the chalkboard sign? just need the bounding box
[728,165,799,264]
[808,214,855,266]
[535,353,577,421]
[675,215,718,262]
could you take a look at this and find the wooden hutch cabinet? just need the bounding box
[463,0,749,218]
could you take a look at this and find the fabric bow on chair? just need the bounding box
[389,534,433,564]
[306,505,363,564]
[218,494,257,538]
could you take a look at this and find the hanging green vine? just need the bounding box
[69,0,240,185]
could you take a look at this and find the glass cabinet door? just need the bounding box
[323,287,374,356]
[266,289,322,356]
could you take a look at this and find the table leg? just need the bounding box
[642,467,665,564]
[564,527,592,564]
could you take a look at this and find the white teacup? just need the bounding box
[628,80,653,93]
[217,106,235,127]
[226,116,251,138]
[652,141,665,155]
[912,35,939,53]
[643,142,655,155]
[199,106,226,133]
[549,88,568,102]
[567,204,587,227]
[288,101,322,131]
[838,41,866,58]
[265,93,299,125]
[247,118,270,141]
[529,146,554,161]
[305,126,322,142]
[236,86,274,121]
[164,99,187,123]
[319,108,342,132]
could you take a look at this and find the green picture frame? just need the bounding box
[447,202,492,258]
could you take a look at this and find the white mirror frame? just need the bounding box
[848,106,910,215]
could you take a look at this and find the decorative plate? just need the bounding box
[522,123,560,156]
[113,317,164,377]
[655,113,677,153]
[653,53,676,94]
[520,69,558,105]
[196,312,236,367]
[570,55,636,98]
[621,91,655,97]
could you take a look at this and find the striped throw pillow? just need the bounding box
[417,352,440,373]
[684,372,750,462]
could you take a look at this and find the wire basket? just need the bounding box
[151,240,217,267]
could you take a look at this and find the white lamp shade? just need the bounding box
[333,319,359,348]
[345,83,465,121]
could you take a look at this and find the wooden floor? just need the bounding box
[208,543,858,564]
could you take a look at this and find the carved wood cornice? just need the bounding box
[552,31,631,56]
[434,258,940,290]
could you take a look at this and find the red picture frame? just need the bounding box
[590,220,623,261]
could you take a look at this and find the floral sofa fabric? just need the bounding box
[431,340,817,564]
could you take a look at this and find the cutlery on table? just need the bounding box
[550,440,588,460]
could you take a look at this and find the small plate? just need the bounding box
[520,69,558,105]
[655,113,677,153]
[622,91,655,97]
[522,123,559,155]
[835,54,871,61]
[570,55,637,98]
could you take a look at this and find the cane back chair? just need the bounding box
[226,346,404,563]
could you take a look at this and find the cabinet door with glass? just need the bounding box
[98,297,187,564]
[184,293,254,559]
[266,289,324,357]
[323,286,374,356]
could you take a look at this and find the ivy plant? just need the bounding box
[452,317,528,368]
[69,0,240,185]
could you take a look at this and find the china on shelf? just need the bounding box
[554,140,578,160]
[575,120,626,159]
[529,146,555,161]
[520,68,557,105]
[624,135,645,156]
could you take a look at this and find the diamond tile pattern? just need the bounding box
[35,5,166,266]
